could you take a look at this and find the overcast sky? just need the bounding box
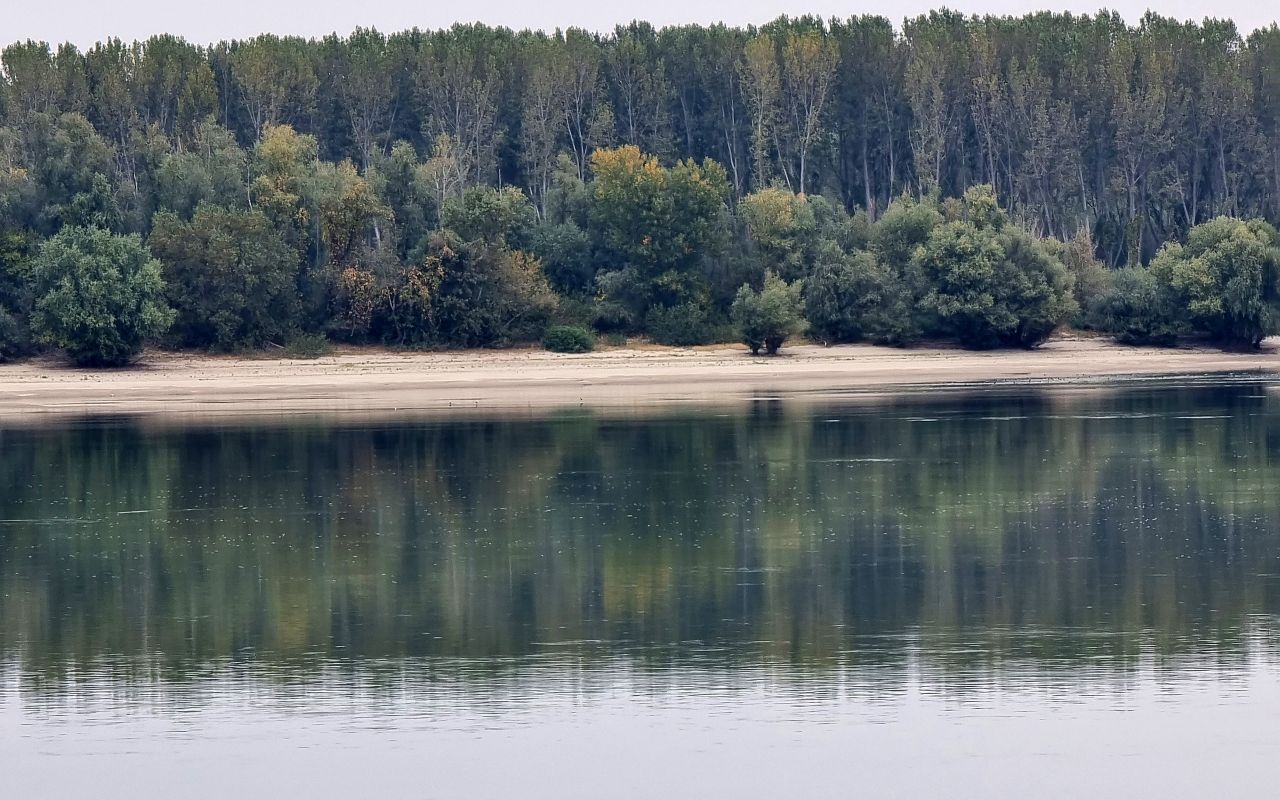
[5,0,1277,47]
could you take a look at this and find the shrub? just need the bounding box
[150,204,300,351]
[731,273,805,355]
[542,325,596,353]
[646,302,715,346]
[1090,267,1181,346]
[284,332,332,359]
[993,227,1078,348]
[30,226,174,366]
[1058,230,1108,326]
[915,187,1075,349]
[1148,217,1280,348]
[0,307,32,362]
[414,233,557,347]
[804,252,903,344]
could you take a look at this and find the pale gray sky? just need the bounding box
[4,0,1277,47]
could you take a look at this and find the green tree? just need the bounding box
[1090,266,1181,346]
[416,25,508,186]
[520,34,570,213]
[1149,216,1280,347]
[530,221,593,294]
[590,145,729,312]
[313,159,392,267]
[249,124,318,255]
[30,226,173,366]
[803,251,904,344]
[150,205,300,350]
[863,194,942,343]
[375,141,438,261]
[422,233,557,346]
[739,187,820,281]
[13,112,116,233]
[332,28,396,170]
[916,186,1075,348]
[152,120,247,219]
[606,22,672,157]
[440,186,537,250]
[779,28,838,194]
[0,232,34,360]
[739,34,781,189]
[731,272,804,354]
[230,35,318,141]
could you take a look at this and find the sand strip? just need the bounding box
[0,338,1274,419]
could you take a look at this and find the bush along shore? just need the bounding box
[2,15,1280,365]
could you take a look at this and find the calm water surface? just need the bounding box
[4,380,1280,797]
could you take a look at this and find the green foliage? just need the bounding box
[1057,231,1109,327]
[1148,217,1280,348]
[731,272,805,355]
[60,172,121,230]
[542,325,596,353]
[4,22,1280,356]
[30,226,173,366]
[993,227,1078,348]
[803,252,906,344]
[0,306,31,361]
[531,221,593,294]
[862,194,942,343]
[590,145,729,306]
[440,186,537,250]
[249,124,319,254]
[872,194,942,269]
[740,187,819,281]
[152,121,248,219]
[646,302,717,346]
[149,204,300,350]
[916,186,1075,349]
[1090,267,1182,346]
[283,332,332,358]
[376,141,438,261]
[0,232,34,360]
[16,113,117,234]
[411,233,558,347]
[592,268,647,332]
[313,159,392,268]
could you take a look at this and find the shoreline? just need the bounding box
[0,337,1275,420]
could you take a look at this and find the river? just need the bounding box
[3,378,1279,797]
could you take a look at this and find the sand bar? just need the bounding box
[0,337,1274,419]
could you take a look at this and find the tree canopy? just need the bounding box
[2,14,1280,359]
[29,226,172,365]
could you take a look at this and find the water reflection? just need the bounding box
[8,382,1280,795]
[3,381,1278,685]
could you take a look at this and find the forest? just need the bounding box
[2,11,1280,364]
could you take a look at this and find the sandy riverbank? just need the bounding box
[0,337,1274,419]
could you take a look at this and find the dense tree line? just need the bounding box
[1,13,1280,363]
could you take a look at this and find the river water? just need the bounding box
[4,379,1279,797]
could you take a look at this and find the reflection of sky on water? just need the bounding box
[5,644,1278,797]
